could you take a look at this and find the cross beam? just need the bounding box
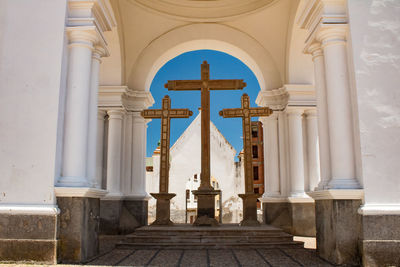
[219,93,273,226]
[141,95,193,193]
[141,95,193,226]
[165,61,246,226]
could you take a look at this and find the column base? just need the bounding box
[359,206,400,267]
[57,196,100,263]
[150,193,175,226]
[239,193,261,226]
[192,189,220,226]
[261,198,291,233]
[309,190,363,266]
[0,206,58,263]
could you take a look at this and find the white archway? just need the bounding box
[127,23,282,92]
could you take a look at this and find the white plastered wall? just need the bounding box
[0,0,67,209]
[347,0,400,208]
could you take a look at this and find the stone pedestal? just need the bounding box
[192,190,220,226]
[262,200,292,233]
[312,195,362,265]
[99,199,123,234]
[239,193,261,226]
[57,197,100,263]
[150,193,176,225]
[0,211,58,263]
[360,214,400,267]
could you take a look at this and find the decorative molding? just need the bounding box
[122,89,155,111]
[259,197,288,203]
[285,84,316,107]
[98,86,127,108]
[307,189,364,200]
[288,197,315,203]
[0,204,60,215]
[55,187,108,198]
[358,204,400,216]
[255,87,289,110]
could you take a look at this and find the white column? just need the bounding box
[309,43,331,190]
[277,111,289,197]
[287,109,307,197]
[87,46,105,188]
[58,29,98,187]
[305,109,320,191]
[121,112,133,195]
[262,114,280,197]
[319,27,360,189]
[106,109,124,197]
[96,110,106,189]
[130,112,149,198]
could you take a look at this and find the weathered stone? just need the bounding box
[123,199,148,228]
[263,202,292,233]
[57,197,100,263]
[150,193,175,225]
[99,199,123,235]
[0,214,58,263]
[290,202,315,237]
[192,189,220,226]
[315,199,362,266]
[239,193,261,226]
[361,214,400,267]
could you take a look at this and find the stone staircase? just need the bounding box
[117,224,303,249]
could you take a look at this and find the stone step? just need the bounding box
[117,241,304,250]
[126,235,293,243]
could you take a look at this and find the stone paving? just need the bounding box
[84,247,335,267]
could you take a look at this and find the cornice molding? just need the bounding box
[55,187,108,198]
[286,84,316,107]
[98,85,127,108]
[255,87,289,110]
[0,204,60,215]
[122,89,155,111]
[307,189,364,200]
[358,204,400,216]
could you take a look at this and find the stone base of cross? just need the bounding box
[150,193,176,226]
[239,193,261,226]
[192,189,221,226]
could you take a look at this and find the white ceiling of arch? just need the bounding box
[129,0,277,21]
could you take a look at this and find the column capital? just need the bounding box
[305,42,324,61]
[107,109,124,120]
[92,45,109,62]
[286,108,304,117]
[97,109,106,119]
[304,109,317,118]
[66,26,99,49]
[255,87,289,110]
[317,25,348,48]
[122,89,155,111]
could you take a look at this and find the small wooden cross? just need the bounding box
[219,93,273,226]
[141,95,193,193]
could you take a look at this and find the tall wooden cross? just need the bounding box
[165,61,246,226]
[141,95,193,225]
[219,93,273,226]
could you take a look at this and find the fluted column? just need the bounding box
[58,28,98,187]
[305,109,320,191]
[287,109,306,197]
[87,46,106,188]
[106,109,124,197]
[318,27,360,189]
[308,43,331,190]
[96,110,106,189]
[262,113,280,197]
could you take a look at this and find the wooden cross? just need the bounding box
[141,95,193,193]
[219,93,272,226]
[165,61,246,191]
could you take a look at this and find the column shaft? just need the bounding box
[86,48,103,187]
[310,45,331,189]
[59,31,97,187]
[321,30,360,189]
[277,111,289,197]
[287,109,306,197]
[96,110,106,189]
[305,109,320,191]
[263,114,280,197]
[106,110,124,196]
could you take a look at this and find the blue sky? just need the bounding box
[147,50,261,157]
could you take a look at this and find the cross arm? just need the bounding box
[219,108,244,118]
[165,80,202,91]
[249,107,273,117]
[141,109,163,119]
[169,109,193,118]
[209,79,246,90]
